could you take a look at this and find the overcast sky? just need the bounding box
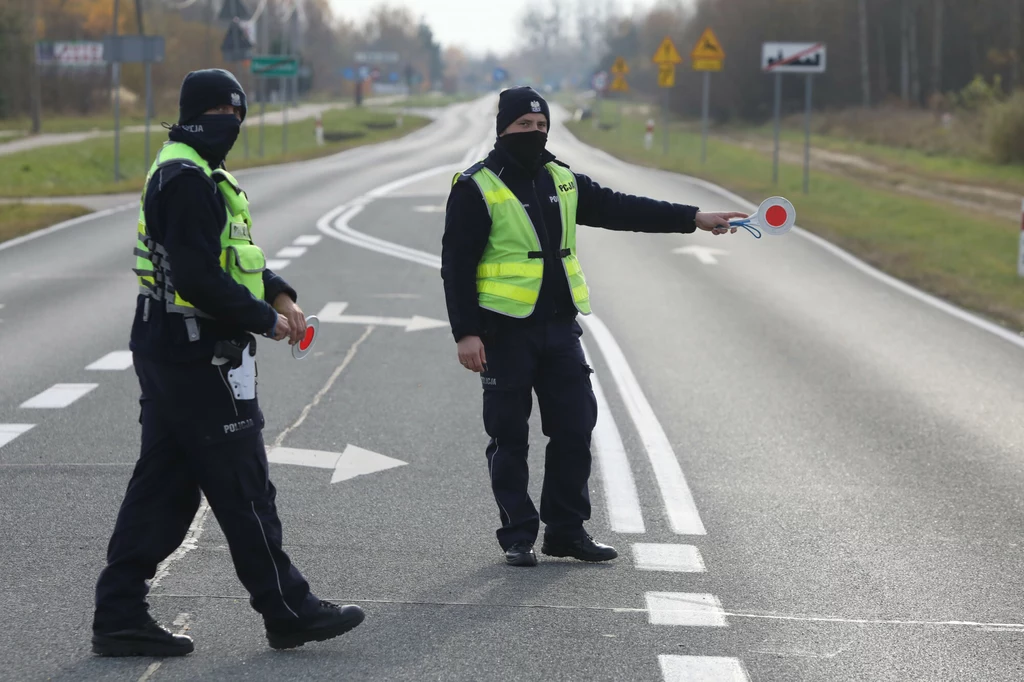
[327,0,676,57]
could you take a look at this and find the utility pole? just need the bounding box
[30,0,41,133]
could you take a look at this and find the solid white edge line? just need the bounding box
[581,340,646,534]
[579,314,707,535]
[561,120,1024,352]
[658,655,750,682]
[19,383,99,409]
[0,202,136,253]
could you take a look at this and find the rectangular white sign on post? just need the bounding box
[762,42,826,73]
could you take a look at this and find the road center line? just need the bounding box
[20,383,98,409]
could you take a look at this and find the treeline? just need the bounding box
[591,0,1022,122]
[0,0,445,121]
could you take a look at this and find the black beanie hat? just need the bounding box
[177,68,247,125]
[496,86,550,135]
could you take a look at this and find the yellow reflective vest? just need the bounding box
[453,161,591,317]
[133,141,267,341]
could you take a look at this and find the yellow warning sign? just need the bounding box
[691,28,725,60]
[611,57,629,75]
[610,75,629,92]
[657,64,676,88]
[693,59,722,72]
[652,37,682,65]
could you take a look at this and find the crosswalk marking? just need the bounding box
[20,383,98,409]
[658,655,749,681]
[0,424,34,449]
[645,592,728,627]
[633,544,705,572]
[86,351,134,371]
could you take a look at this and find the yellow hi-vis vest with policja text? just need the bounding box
[133,141,267,342]
[453,161,591,318]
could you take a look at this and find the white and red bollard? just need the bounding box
[315,114,324,147]
[644,118,655,150]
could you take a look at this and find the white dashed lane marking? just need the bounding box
[265,259,290,270]
[633,544,706,573]
[293,235,322,246]
[0,424,34,449]
[86,351,134,371]
[659,655,750,681]
[20,383,98,409]
[645,592,728,627]
[275,246,307,259]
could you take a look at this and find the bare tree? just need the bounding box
[931,0,944,99]
[859,0,871,107]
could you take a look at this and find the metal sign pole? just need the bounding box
[772,70,781,185]
[144,61,152,167]
[804,74,813,194]
[112,0,121,182]
[701,71,710,164]
[662,86,669,155]
[282,77,288,154]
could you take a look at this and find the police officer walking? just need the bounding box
[441,86,745,567]
[91,69,364,656]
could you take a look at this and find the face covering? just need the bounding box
[168,114,241,166]
[499,130,548,172]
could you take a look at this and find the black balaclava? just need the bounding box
[167,68,248,167]
[495,86,550,173]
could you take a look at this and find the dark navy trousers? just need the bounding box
[480,318,598,550]
[93,353,319,632]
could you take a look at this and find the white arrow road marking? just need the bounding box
[413,204,446,213]
[316,301,447,332]
[267,444,407,484]
[0,424,34,449]
[672,246,729,265]
[86,351,134,371]
[20,383,98,409]
[658,655,750,682]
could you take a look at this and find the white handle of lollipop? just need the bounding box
[728,196,795,237]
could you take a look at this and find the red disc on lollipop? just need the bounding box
[291,315,320,360]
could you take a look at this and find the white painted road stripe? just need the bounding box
[20,383,98,409]
[265,259,290,270]
[0,424,35,449]
[646,592,728,627]
[582,341,645,533]
[275,246,307,259]
[294,234,322,246]
[659,655,750,681]
[633,543,706,572]
[580,314,706,535]
[86,351,134,371]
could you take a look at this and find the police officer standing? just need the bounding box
[91,69,364,656]
[441,87,745,567]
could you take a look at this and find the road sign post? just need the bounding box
[690,28,724,164]
[103,34,165,181]
[762,42,826,192]
[1018,199,1024,278]
[652,37,682,156]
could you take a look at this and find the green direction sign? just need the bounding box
[251,55,298,77]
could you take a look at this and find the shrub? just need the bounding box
[985,91,1024,164]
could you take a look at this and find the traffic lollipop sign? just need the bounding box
[729,196,795,237]
[291,314,320,360]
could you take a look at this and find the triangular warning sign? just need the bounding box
[691,28,724,59]
[611,56,629,75]
[653,37,682,65]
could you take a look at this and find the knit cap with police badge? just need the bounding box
[496,86,550,135]
[177,68,248,125]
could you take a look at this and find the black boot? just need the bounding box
[265,600,365,650]
[92,619,194,657]
[504,541,538,567]
[541,533,618,562]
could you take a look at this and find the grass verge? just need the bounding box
[0,108,429,198]
[0,204,91,244]
[566,113,1024,332]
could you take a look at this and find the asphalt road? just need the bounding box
[1,94,1023,682]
